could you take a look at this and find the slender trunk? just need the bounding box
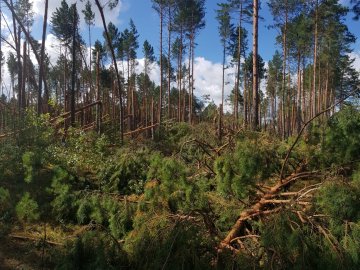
[312,0,318,117]
[220,39,226,139]
[144,61,149,129]
[191,33,195,125]
[281,1,288,139]
[159,1,163,125]
[296,52,302,134]
[89,23,92,79]
[234,4,243,127]
[70,5,77,126]
[287,53,291,136]
[96,52,102,134]
[0,3,2,98]
[302,57,306,123]
[151,97,155,140]
[243,61,248,127]
[252,0,259,130]
[21,41,26,110]
[37,0,48,114]
[179,27,183,122]
[325,61,329,118]
[188,38,192,124]
[167,5,172,118]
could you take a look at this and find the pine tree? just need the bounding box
[82,1,95,76]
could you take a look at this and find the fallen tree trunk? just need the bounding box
[123,123,159,136]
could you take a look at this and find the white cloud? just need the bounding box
[193,56,235,107]
[349,51,360,72]
[32,0,125,30]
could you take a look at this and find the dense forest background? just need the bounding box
[1,0,360,269]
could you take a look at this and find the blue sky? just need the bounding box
[2,0,360,104]
[25,0,360,62]
[111,0,360,62]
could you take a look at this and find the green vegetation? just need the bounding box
[0,105,360,269]
[1,0,360,269]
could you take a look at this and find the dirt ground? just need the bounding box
[0,237,55,270]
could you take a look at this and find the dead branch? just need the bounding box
[50,101,101,123]
[218,167,320,253]
[9,233,63,246]
[123,124,159,136]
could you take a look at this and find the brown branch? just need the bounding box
[50,101,101,123]
[218,167,319,253]
[123,124,159,136]
[9,234,63,246]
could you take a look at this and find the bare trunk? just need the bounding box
[96,52,102,134]
[159,1,163,125]
[37,0,49,114]
[167,5,172,118]
[312,0,318,117]
[252,0,259,130]
[21,41,26,110]
[70,5,77,126]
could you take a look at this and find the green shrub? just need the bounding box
[56,231,129,270]
[322,106,360,168]
[15,192,40,222]
[215,134,280,199]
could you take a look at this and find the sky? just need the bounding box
[1,0,360,105]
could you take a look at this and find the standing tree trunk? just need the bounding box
[220,37,226,139]
[167,5,172,119]
[251,0,259,130]
[281,0,288,139]
[21,41,26,110]
[96,52,102,134]
[70,4,77,126]
[234,3,243,128]
[159,0,163,126]
[312,0,318,118]
[191,33,195,125]
[37,0,49,114]
[296,51,302,134]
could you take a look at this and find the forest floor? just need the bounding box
[0,224,79,270]
[0,236,49,270]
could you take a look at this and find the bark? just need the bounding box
[70,5,77,126]
[167,5,172,118]
[251,0,259,130]
[159,1,163,125]
[312,0,318,117]
[281,1,288,139]
[234,4,243,127]
[37,0,49,114]
[21,41,26,110]
[96,52,102,134]
[220,37,226,140]
[191,33,195,125]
